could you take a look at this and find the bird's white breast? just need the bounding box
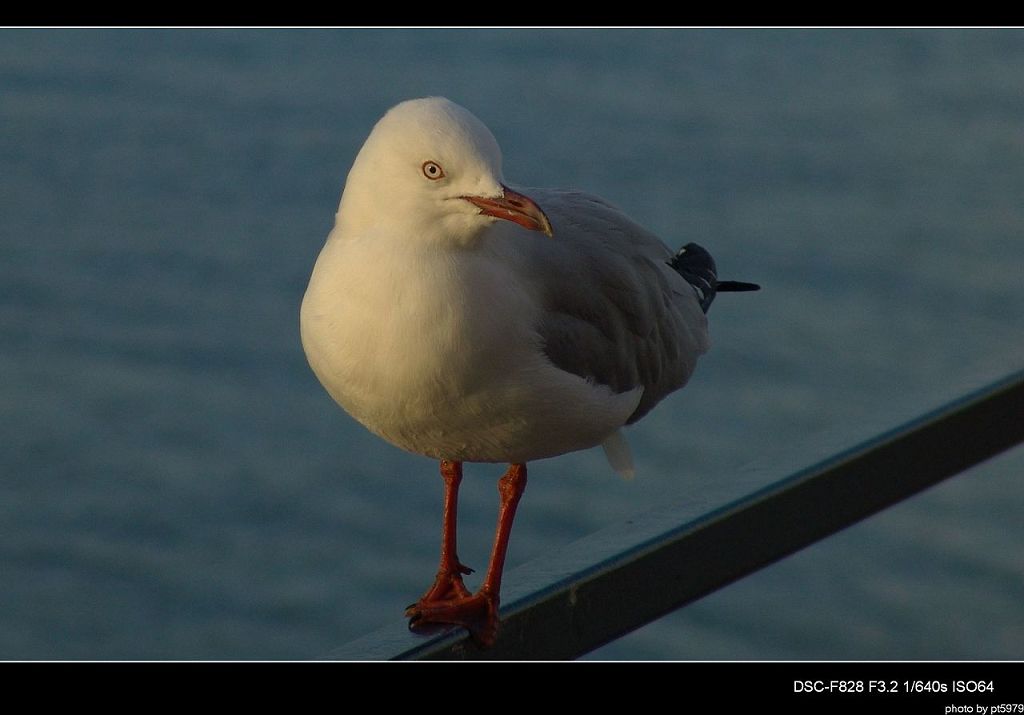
[300,223,642,464]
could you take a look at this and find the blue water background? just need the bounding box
[1,29,1022,659]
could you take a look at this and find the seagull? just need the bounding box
[300,97,759,647]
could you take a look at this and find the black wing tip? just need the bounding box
[668,243,760,312]
[668,243,717,313]
[717,280,761,292]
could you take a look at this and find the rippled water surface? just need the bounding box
[2,29,1022,659]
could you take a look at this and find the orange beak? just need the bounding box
[462,184,554,237]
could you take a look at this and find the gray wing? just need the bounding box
[517,188,709,424]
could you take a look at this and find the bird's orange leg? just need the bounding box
[408,460,473,606]
[407,462,528,647]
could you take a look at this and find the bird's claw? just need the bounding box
[408,565,474,609]
[406,590,500,648]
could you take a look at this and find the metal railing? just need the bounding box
[327,369,1024,660]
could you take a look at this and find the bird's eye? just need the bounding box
[422,161,445,180]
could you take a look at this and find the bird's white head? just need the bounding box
[336,97,552,247]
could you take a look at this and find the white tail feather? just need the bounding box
[601,430,635,480]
